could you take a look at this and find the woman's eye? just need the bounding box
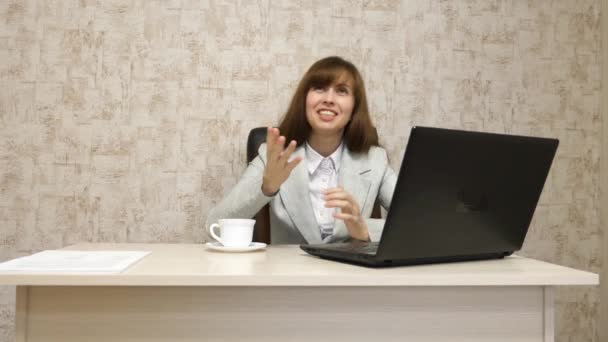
[313,87,326,93]
[337,87,350,95]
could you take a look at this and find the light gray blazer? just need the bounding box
[205,143,397,244]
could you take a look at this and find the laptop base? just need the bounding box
[300,245,513,268]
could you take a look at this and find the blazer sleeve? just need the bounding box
[377,163,397,210]
[364,151,398,242]
[204,144,272,240]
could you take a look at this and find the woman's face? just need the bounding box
[305,79,355,139]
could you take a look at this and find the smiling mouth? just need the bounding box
[318,110,337,117]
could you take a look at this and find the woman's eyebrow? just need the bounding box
[334,82,352,88]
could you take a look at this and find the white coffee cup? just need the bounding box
[209,219,255,247]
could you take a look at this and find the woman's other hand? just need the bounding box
[323,187,369,241]
[261,127,302,196]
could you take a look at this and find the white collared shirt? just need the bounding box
[306,142,343,240]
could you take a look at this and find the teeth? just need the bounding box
[319,110,336,116]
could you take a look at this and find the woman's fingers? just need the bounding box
[324,187,368,241]
[286,156,302,172]
[325,199,359,216]
[324,188,355,201]
[325,199,352,210]
[262,128,302,195]
[280,140,297,160]
[266,128,286,152]
[323,190,356,204]
[323,192,350,201]
[323,188,360,214]
[266,127,277,153]
[269,136,286,162]
[333,212,358,221]
[266,128,299,166]
[324,187,369,241]
[266,127,275,143]
[323,186,343,194]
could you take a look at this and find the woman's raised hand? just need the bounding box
[261,127,302,196]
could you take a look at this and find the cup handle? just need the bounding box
[209,223,224,245]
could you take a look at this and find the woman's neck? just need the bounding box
[308,132,343,157]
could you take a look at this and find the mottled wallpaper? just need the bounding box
[0,0,602,341]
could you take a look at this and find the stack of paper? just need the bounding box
[0,250,151,274]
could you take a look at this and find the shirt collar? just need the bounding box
[305,142,344,174]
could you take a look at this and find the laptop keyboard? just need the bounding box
[330,241,379,255]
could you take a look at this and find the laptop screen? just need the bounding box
[376,126,558,260]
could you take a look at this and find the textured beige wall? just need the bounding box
[601,1,608,341]
[0,1,602,341]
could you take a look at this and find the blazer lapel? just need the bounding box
[279,146,323,244]
[332,148,372,240]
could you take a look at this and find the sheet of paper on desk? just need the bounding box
[0,250,151,274]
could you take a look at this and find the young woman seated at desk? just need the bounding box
[206,56,397,244]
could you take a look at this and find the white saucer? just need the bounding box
[205,242,267,253]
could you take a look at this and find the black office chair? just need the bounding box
[247,127,271,244]
[246,127,382,244]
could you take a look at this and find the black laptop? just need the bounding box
[300,126,559,267]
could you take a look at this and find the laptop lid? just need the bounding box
[374,126,558,261]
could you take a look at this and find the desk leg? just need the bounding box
[543,286,555,342]
[15,286,29,342]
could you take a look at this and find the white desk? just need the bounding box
[0,243,599,342]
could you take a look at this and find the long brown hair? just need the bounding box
[278,56,378,153]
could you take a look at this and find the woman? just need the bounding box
[205,56,397,244]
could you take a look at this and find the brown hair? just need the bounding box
[277,56,378,153]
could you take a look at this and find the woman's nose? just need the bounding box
[322,89,335,103]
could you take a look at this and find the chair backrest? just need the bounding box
[246,127,382,244]
[247,127,271,243]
